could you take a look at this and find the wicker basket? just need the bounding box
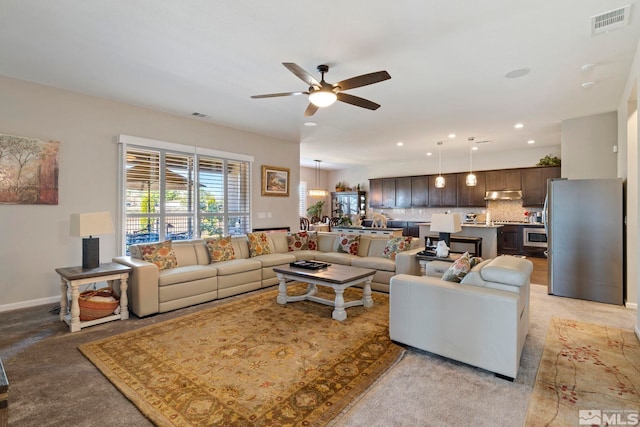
[79,287,120,321]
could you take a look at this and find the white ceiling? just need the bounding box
[1,1,638,169]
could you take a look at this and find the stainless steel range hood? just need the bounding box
[484,190,523,200]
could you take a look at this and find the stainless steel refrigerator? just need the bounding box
[544,178,624,305]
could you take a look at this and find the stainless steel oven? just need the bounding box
[523,227,547,248]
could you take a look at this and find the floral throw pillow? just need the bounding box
[139,240,178,271]
[204,236,235,262]
[336,234,359,255]
[287,231,309,251]
[441,252,471,283]
[247,232,272,257]
[382,236,413,260]
[307,231,318,251]
[470,256,484,268]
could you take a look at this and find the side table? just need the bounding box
[416,252,462,276]
[55,262,132,332]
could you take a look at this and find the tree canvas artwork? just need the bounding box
[0,133,59,205]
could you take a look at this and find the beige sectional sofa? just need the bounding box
[114,232,422,317]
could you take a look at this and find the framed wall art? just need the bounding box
[0,133,59,205]
[261,165,290,197]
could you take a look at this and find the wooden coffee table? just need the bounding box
[273,263,375,321]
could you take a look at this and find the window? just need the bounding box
[299,181,307,217]
[119,135,252,254]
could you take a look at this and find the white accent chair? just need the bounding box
[389,255,533,380]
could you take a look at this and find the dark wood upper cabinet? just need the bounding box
[485,170,521,191]
[411,175,429,207]
[395,177,412,208]
[456,171,486,207]
[428,174,457,207]
[521,166,560,206]
[369,179,383,207]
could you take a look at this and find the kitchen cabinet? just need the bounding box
[521,166,560,207]
[369,179,383,207]
[497,225,522,255]
[485,170,521,191]
[394,177,412,208]
[369,178,396,208]
[411,176,429,207]
[428,174,457,207]
[332,191,366,217]
[456,171,486,207]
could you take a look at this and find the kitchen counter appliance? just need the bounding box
[544,178,624,305]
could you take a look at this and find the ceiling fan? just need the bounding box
[251,63,391,117]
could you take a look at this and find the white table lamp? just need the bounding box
[430,213,462,247]
[70,211,114,269]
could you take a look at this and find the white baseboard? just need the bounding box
[625,301,638,309]
[0,295,60,313]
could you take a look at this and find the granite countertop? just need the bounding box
[415,222,503,229]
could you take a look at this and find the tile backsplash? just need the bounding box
[372,200,541,223]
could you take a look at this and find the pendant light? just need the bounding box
[308,160,328,197]
[435,141,445,188]
[466,137,477,187]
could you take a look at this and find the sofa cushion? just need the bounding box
[139,240,178,271]
[247,232,272,257]
[334,234,359,255]
[441,252,471,282]
[460,258,492,287]
[251,253,297,267]
[351,256,396,272]
[480,256,533,287]
[267,232,290,253]
[158,265,218,286]
[315,252,358,265]
[382,236,413,260]
[214,258,262,276]
[204,236,235,262]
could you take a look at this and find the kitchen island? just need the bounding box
[331,226,404,237]
[417,223,503,259]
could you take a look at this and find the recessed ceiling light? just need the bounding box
[448,134,456,139]
[472,146,479,151]
[397,142,404,146]
[581,63,595,72]
[582,81,596,89]
[514,123,524,129]
[304,121,317,126]
[426,152,433,156]
[505,68,530,79]
[527,140,535,144]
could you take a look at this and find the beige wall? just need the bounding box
[561,111,618,179]
[618,38,640,335]
[0,76,299,310]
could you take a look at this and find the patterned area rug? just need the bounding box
[79,284,403,426]
[524,317,640,426]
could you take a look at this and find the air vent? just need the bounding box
[591,5,631,35]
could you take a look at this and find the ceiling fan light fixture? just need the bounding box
[309,89,337,107]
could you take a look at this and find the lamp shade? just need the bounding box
[430,213,462,233]
[70,211,114,237]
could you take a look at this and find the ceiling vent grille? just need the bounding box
[591,5,631,35]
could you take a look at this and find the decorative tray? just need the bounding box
[289,261,331,270]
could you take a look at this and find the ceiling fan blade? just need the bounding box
[283,62,321,87]
[335,71,391,91]
[336,92,381,110]
[251,91,307,99]
[304,103,319,117]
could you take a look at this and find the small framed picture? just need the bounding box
[262,165,290,197]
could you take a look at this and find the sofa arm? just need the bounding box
[112,256,160,317]
[395,247,425,276]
